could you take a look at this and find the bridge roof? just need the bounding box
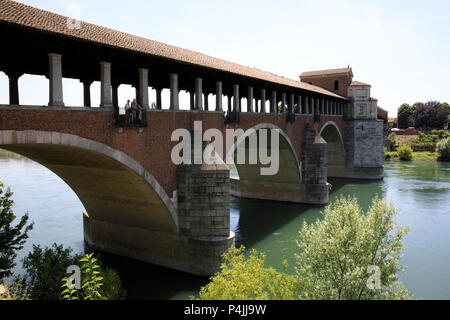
[0,0,346,100]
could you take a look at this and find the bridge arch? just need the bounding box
[0,130,179,234]
[319,121,346,177]
[226,123,303,203]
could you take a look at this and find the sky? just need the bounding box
[1,0,449,116]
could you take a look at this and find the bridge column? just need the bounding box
[247,87,254,113]
[5,71,22,105]
[233,84,240,112]
[176,135,235,275]
[305,96,309,114]
[190,91,195,110]
[80,79,93,107]
[170,74,179,110]
[260,89,266,113]
[99,61,113,108]
[321,99,325,115]
[271,91,277,113]
[112,83,119,108]
[48,53,64,107]
[280,92,286,113]
[297,95,302,114]
[301,124,329,204]
[155,87,162,109]
[254,97,259,113]
[288,93,294,114]
[138,68,149,109]
[195,78,203,110]
[216,81,223,111]
[205,92,210,111]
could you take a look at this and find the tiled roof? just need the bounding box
[350,81,371,87]
[300,68,353,78]
[0,0,345,100]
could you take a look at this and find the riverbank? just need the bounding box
[385,151,440,162]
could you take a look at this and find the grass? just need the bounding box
[385,151,439,161]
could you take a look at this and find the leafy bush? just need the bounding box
[295,196,413,300]
[0,181,34,281]
[22,243,82,300]
[22,243,126,300]
[397,145,413,161]
[387,132,397,150]
[436,137,450,161]
[61,253,125,300]
[195,245,303,300]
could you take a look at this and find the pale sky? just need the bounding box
[1,0,449,116]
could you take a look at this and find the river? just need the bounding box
[1,151,449,299]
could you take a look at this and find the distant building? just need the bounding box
[300,67,385,121]
[300,67,385,178]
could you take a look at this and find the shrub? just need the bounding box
[436,137,450,161]
[0,181,34,281]
[22,243,82,300]
[22,243,126,300]
[295,196,413,300]
[387,132,397,150]
[194,245,303,300]
[397,145,413,161]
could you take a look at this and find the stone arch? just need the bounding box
[319,121,346,177]
[0,130,179,233]
[225,123,303,203]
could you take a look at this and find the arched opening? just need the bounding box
[320,122,345,177]
[0,131,178,234]
[226,124,303,203]
[334,80,339,91]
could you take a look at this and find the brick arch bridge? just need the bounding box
[0,1,383,275]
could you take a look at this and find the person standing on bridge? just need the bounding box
[124,100,131,125]
[131,99,143,124]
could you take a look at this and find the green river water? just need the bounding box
[1,152,449,299]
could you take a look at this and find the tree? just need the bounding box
[414,101,449,130]
[22,243,82,300]
[22,243,126,300]
[397,145,413,161]
[295,196,413,300]
[397,103,415,129]
[436,137,450,161]
[0,181,34,281]
[195,245,303,300]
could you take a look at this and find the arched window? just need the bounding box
[334,80,339,90]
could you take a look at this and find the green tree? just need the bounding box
[397,145,413,161]
[397,103,415,129]
[414,101,449,130]
[23,244,126,300]
[436,137,450,161]
[63,253,105,300]
[295,196,413,300]
[0,181,34,281]
[22,243,82,300]
[195,245,303,300]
